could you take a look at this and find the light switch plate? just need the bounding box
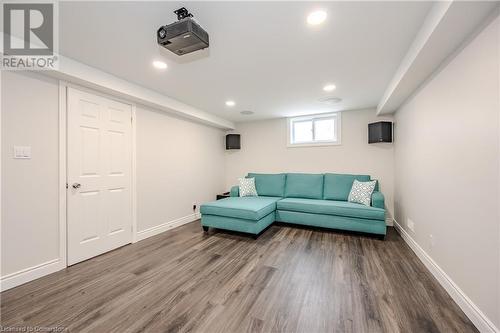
[14,146,31,159]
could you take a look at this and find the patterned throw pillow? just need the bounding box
[348,179,377,206]
[239,177,258,197]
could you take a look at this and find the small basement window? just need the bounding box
[288,112,341,147]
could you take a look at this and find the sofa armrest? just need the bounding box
[371,191,385,209]
[230,185,239,197]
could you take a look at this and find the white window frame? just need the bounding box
[287,112,342,147]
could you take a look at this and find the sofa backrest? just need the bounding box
[323,173,376,201]
[284,173,324,199]
[245,172,378,201]
[247,173,286,197]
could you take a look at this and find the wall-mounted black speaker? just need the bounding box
[226,134,241,150]
[368,121,392,144]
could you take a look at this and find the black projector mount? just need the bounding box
[174,7,193,20]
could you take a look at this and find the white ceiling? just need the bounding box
[59,1,433,122]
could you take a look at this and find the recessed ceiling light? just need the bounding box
[225,100,235,107]
[307,10,327,25]
[240,110,254,115]
[323,84,336,92]
[152,60,167,70]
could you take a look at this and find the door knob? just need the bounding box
[72,183,81,189]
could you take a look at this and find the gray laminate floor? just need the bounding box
[0,221,477,333]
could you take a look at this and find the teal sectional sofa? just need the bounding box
[200,173,386,239]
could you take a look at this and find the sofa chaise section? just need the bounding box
[200,196,280,235]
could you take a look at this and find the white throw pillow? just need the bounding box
[348,179,377,206]
[239,177,258,197]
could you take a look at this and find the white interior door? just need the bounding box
[67,87,132,265]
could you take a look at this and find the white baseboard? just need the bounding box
[393,219,499,333]
[136,212,201,242]
[0,258,65,292]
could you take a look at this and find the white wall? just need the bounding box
[1,71,227,288]
[225,109,395,220]
[394,16,500,329]
[1,71,60,276]
[136,105,226,233]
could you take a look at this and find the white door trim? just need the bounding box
[58,81,68,268]
[131,105,138,243]
[59,81,138,264]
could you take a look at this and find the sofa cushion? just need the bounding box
[284,173,324,199]
[200,197,280,221]
[323,173,371,201]
[277,198,385,220]
[275,210,387,235]
[247,173,286,197]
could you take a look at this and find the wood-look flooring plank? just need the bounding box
[1,221,478,333]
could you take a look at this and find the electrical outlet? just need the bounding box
[192,203,197,211]
[407,218,415,232]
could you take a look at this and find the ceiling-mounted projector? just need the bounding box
[157,7,209,56]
